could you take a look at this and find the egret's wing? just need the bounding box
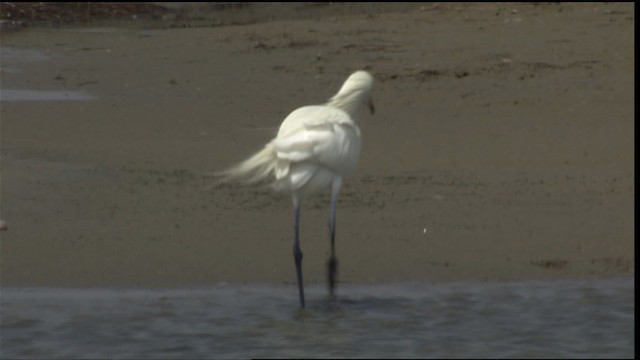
[271,127,333,162]
[271,122,360,173]
[277,106,349,138]
[272,106,340,162]
[270,104,361,191]
[311,122,360,174]
[289,162,317,187]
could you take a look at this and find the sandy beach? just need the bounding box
[0,2,634,287]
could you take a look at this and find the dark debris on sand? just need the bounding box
[0,2,169,28]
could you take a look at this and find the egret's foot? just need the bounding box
[294,247,305,308]
[327,256,338,296]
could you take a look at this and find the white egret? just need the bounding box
[218,70,375,307]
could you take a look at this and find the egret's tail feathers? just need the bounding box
[216,146,276,184]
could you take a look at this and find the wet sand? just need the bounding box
[0,3,634,287]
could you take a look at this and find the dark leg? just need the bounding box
[293,200,305,308]
[327,223,338,297]
[327,179,342,297]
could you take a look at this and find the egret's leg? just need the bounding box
[327,178,342,297]
[292,197,305,308]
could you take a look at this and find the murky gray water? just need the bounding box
[1,278,634,359]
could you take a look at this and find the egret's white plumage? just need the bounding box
[218,70,375,307]
[219,70,374,194]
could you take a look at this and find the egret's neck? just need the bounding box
[327,91,368,118]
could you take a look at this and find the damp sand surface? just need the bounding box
[1,3,634,286]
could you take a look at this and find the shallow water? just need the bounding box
[1,278,634,359]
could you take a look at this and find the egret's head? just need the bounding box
[340,70,374,94]
[329,70,375,116]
